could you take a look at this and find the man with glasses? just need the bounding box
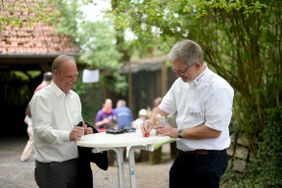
[142,39,234,188]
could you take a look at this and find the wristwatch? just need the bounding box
[177,129,184,138]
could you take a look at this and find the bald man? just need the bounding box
[30,55,92,188]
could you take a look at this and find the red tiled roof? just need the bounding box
[0,23,79,55]
[0,1,79,56]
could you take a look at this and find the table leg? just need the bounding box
[92,147,125,188]
[112,147,125,188]
[128,147,136,188]
[128,145,155,188]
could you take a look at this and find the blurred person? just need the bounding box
[150,97,162,125]
[34,72,53,92]
[20,72,52,162]
[95,98,116,165]
[142,39,234,188]
[152,97,162,113]
[29,55,93,188]
[132,108,149,161]
[132,108,148,130]
[113,99,133,129]
[95,98,114,132]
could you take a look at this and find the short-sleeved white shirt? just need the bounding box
[29,81,83,162]
[159,66,234,151]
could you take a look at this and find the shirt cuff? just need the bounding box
[59,130,71,143]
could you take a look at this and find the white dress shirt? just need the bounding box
[29,81,83,162]
[159,66,234,151]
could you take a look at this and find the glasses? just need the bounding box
[171,65,191,76]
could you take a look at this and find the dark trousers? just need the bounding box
[169,149,228,188]
[77,160,93,188]
[35,159,77,188]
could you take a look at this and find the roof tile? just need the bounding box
[1,23,79,55]
[0,1,79,55]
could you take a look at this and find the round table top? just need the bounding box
[76,130,172,148]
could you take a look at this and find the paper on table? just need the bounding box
[82,69,99,83]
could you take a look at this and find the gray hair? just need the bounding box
[168,39,204,67]
[51,55,76,71]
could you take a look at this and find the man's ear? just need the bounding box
[53,69,59,76]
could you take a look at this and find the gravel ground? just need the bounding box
[0,137,173,188]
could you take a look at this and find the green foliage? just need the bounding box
[250,107,282,187]
[73,73,102,122]
[52,0,127,94]
[0,0,57,31]
[78,22,120,68]
[49,0,83,36]
[109,0,188,57]
[77,21,127,93]
[111,0,282,187]
[49,0,128,120]
[224,107,282,188]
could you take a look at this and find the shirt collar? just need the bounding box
[50,81,71,97]
[192,65,209,87]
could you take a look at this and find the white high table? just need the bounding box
[76,130,172,188]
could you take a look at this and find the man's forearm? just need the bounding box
[181,124,221,139]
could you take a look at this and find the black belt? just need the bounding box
[178,149,225,156]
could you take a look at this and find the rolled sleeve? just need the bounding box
[159,84,177,114]
[205,87,233,131]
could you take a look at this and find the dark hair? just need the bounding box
[43,72,52,81]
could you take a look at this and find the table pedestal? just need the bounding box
[128,145,155,188]
[93,147,125,188]
[78,132,173,188]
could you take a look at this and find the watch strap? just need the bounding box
[177,129,184,138]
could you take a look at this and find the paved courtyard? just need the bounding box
[0,136,172,188]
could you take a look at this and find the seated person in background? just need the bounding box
[131,108,149,161]
[113,99,133,129]
[95,98,114,132]
[132,109,148,130]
